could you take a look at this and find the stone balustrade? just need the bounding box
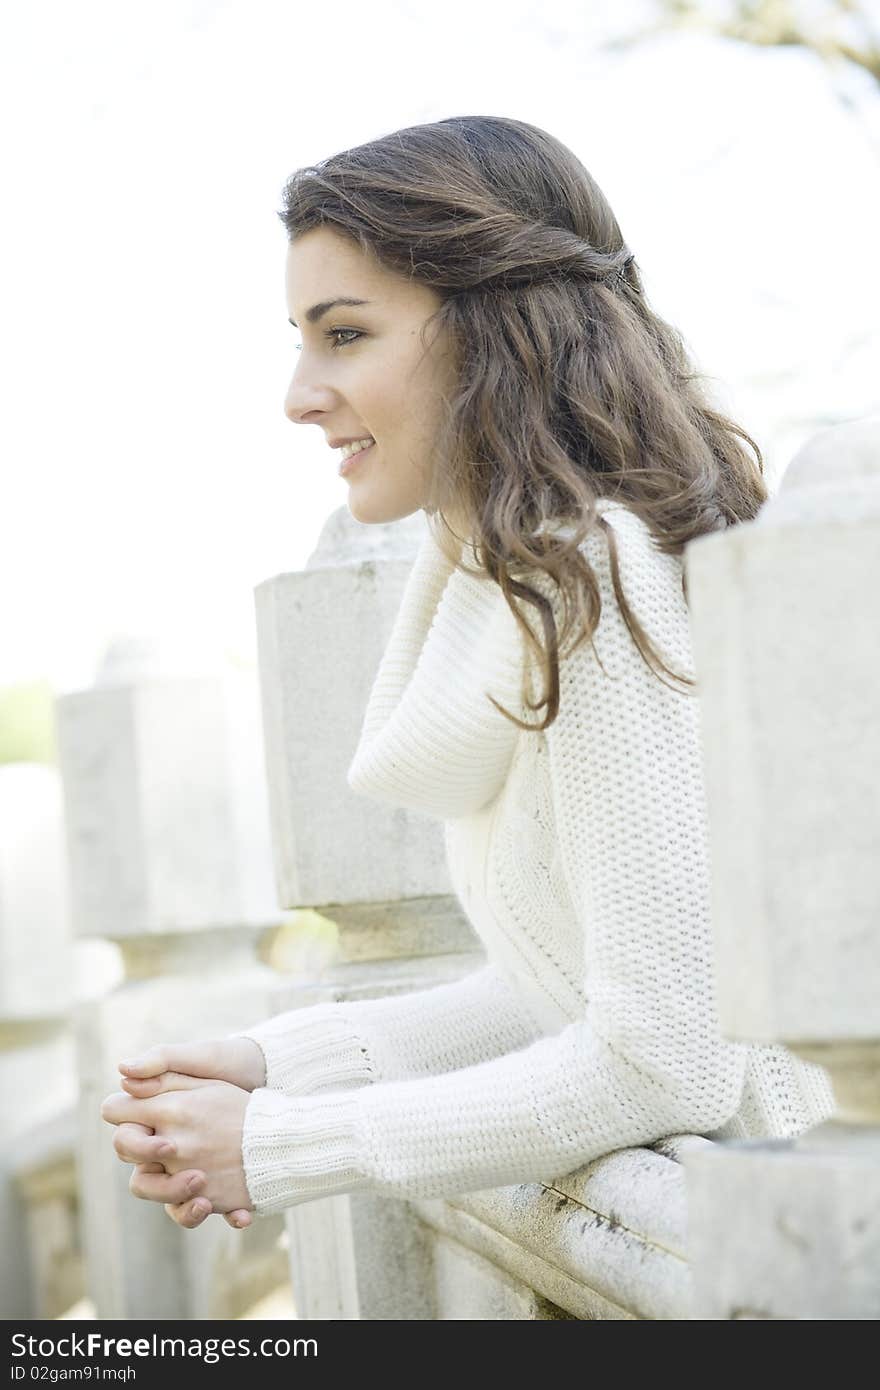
[252,507,486,1320]
[10,416,874,1319]
[52,663,292,1319]
[0,763,83,1319]
[682,417,880,1319]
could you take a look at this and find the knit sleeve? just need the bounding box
[240,518,751,1216]
[230,961,545,1096]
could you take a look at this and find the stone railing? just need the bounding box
[0,763,87,1319]
[250,506,721,1319]
[11,417,874,1319]
[682,417,879,1319]
[253,419,877,1319]
[50,661,294,1319]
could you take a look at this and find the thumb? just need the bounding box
[121,1069,217,1095]
[119,1041,224,1080]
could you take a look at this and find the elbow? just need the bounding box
[347,754,383,800]
[663,1046,748,1135]
[581,1023,749,1138]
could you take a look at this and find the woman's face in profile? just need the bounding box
[284,226,455,525]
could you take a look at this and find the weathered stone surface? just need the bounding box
[412,1141,697,1320]
[55,675,278,939]
[684,420,880,1043]
[432,1233,578,1319]
[0,765,73,1019]
[254,551,449,910]
[285,1190,435,1320]
[0,1026,76,1319]
[684,1128,880,1319]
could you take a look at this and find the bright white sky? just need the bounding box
[2,0,878,692]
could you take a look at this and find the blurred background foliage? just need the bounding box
[0,682,57,766]
[640,0,878,82]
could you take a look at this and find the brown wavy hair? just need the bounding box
[277,115,768,731]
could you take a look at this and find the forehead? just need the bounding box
[285,228,390,304]
[285,227,445,329]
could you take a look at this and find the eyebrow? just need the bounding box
[288,296,372,328]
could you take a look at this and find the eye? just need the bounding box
[325,328,363,350]
[293,328,363,354]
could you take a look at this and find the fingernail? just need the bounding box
[192,1200,210,1217]
[120,1060,142,1070]
[187,1175,202,1193]
[157,1142,175,1157]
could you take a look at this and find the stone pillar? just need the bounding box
[10,1110,83,1320]
[0,763,79,1319]
[682,419,880,1318]
[55,662,290,1319]
[254,507,484,1320]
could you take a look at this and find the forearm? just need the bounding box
[232,961,545,1097]
[239,1010,749,1217]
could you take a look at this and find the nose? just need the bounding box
[284,360,335,426]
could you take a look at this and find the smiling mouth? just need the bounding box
[338,440,375,477]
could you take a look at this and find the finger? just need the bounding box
[119,1041,224,1081]
[121,1076,164,1096]
[164,1197,213,1229]
[118,1070,214,1096]
[114,1118,155,1136]
[113,1121,175,1165]
[224,1209,253,1229]
[129,1167,207,1205]
[101,1090,155,1127]
[118,1046,178,1079]
[121,1074,199,1098]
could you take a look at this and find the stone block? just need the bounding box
[684,425,880,1042]
[432,1233,577,1318]
[0,765,73,1019]
[54,675,278,939]
[685,1126,880,1319]
[0,1024,76,1318]
[254,556,449,910]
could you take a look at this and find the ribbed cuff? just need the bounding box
[230,1004,376,1097]
[241,1087,368,1216]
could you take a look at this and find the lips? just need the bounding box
[338,440,375,477]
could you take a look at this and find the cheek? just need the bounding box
[363,342,442,441]
[354,362,394,425]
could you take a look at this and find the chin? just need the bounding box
[347,495,383,525]
[347,495,421,526]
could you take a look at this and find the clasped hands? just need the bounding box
[100,1037,266,1230]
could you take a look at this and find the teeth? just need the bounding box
[339,437,374,459]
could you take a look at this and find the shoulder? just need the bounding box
[589,500,681,584]
[535,501,686,623]
[592,501,687,626]
[533,502,695,693]
[535,498,675,564]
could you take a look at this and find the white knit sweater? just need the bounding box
[236,501,835,1216]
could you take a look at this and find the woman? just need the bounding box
[100,115,835,1231]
